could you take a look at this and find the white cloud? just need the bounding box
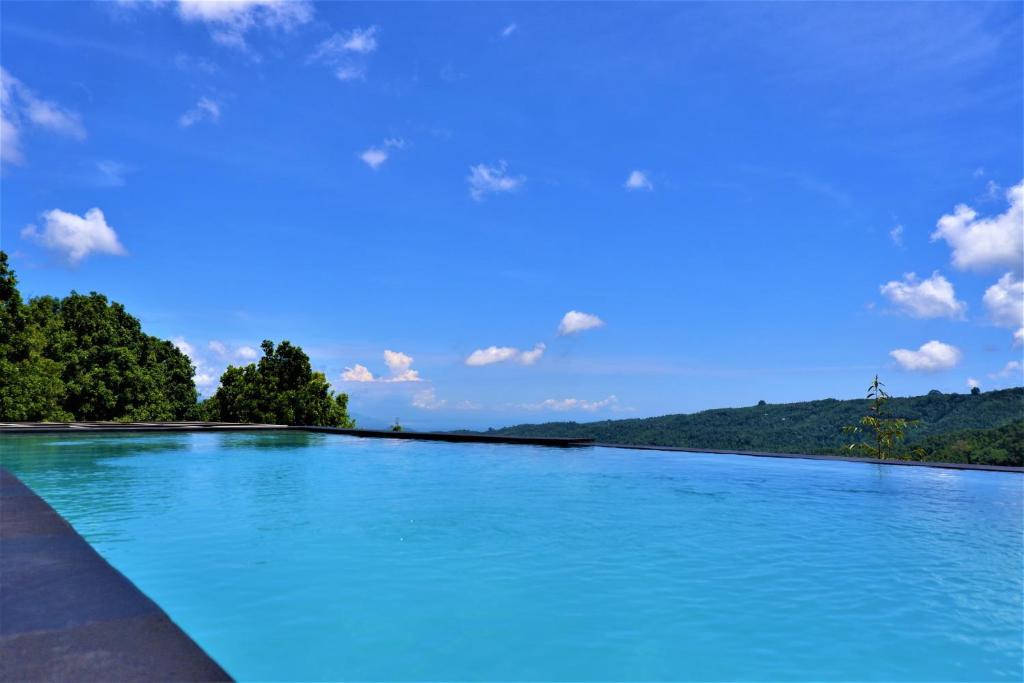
[879,272,966,319]
[988,360,1023,380]
[341,363,375,382]
[236,345,259,360]
[889,224,904,247]
[412,387,446,410]
[341,350,422,382]
[973,167,985,178]
[176,0,313,50]
[1015,327,1023,347]
[558,310,605,335]
[518,343,546,365]
[359,138,404,170]
[522,395,618,412]
[311,26,379,59]
[889,340,962,372]
[173,336,221,394]
[465,343,545,367]
[208,340,260,363]
[501,23,517,38]
[21,208,126,264]
[179,97,221,127]
[309,27,377,81]
[360,147,387,169]
[966,377,981,390]
[983,272,1023,331]
[625,170,653,191]
[931,181,1023,273]
[467,161,524,200]
[1,67,85,165]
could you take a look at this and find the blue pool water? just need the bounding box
[2,431,1021,681]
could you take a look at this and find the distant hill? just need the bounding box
[475,388,1024,464]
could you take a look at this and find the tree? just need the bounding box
[202,340,354,427]
[971,386,981,396]
[0,252,197,422]
[842,375,922,460]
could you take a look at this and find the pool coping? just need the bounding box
[0,468,233,682]
[1,422,1020,471]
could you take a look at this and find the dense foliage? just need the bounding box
[200,340,354,427]
[913,421,1023,467]
[0,252,197,421]
[482,388,1024,465]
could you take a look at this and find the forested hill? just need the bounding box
[478,388,1024,457]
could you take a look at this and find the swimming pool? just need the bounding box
[2,431,1021,681]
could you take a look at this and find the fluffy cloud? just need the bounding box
[179,97,221,127]
[558,310,605,335]
[467,161,525,200]
[359,137,404,169]
[982,272,1023,330]
[931,181,1023,273]
[1,67,85,165]
[522,395,618,412]
[879,272,966,319]
[625,170,653,191]
[341,363,375,382]
[465,343,545,367]
[1015,327,1024,347]
[176,0,313,50]
[22,208,125,264]
[360,147,387,169]
[966,377,981,390]
[341,350,422,383]
[889,340,962,372]
[412,387,446,410]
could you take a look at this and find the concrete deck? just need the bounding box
[0,469,232,682]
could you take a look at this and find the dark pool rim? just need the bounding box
[0,422,1020,472]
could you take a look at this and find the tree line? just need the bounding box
[0,252,353,427]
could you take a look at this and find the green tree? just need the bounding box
[202,340,354,427]
[0,251,197,422]
[842,376,922,460]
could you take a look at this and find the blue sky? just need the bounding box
[2,1,1022,429]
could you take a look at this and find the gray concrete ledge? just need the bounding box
[0,469,232,682]
[296,425,595,447]
[594,442,1024,473]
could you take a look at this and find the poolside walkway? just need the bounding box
[0,468,232,682]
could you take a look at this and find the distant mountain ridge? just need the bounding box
[474,388,1024,464]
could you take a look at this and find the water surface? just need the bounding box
[2,431,1021,681]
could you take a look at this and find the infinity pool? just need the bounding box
[2,431,1021,681]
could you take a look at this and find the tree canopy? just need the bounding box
[201,340,354,427]
[1,252,198,421]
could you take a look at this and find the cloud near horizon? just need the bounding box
[889,340,962,372]
[342,349,422,382]
[465,343,545,366]
[521,395,618,412]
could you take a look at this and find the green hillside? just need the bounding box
[479,388,1024,464]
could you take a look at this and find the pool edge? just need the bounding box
[0,468,233,682]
